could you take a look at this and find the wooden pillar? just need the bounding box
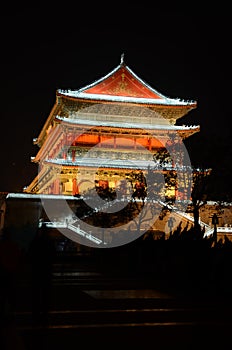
[72,149,76,162]
[54,178,60,194]
[72,178,79,196]
[148,137,152,151]
[98,135,101,147]
[134,137,137,150]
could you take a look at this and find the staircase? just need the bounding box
[4,251,232,350]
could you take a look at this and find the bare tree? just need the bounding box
[188,168,212,230]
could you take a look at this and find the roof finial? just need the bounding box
[120,53,125,65]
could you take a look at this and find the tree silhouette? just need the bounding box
[188,168,212,231]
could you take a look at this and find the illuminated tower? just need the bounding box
[24,55,199,198]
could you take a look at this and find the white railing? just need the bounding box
[67,223,102,245]
[39,220,102,245]
[203,226,232,237]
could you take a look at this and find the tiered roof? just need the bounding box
[34,56,198,148]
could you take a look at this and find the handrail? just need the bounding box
[39,221,102,245]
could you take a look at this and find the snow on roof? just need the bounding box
[60,92,192,106]
[56,115,200,131]
[45,157,156,169]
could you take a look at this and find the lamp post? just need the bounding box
[168,216,175,237]
[211,213,219,243]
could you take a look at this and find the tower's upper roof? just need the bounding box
[57,54,196,108]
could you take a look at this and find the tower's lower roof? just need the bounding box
[56,115,200,133]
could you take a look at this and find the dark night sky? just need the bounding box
[0,5,231,193]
